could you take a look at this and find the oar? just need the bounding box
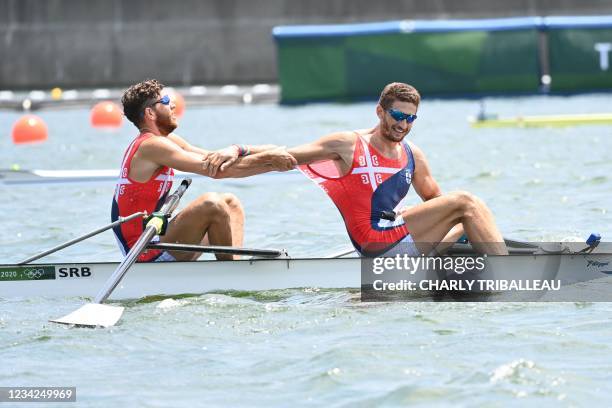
[50,179,192,328]
[146,242,286,258]
[18,211,147,265]
[0,168,302,186]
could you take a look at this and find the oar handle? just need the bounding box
[160,178,191,215]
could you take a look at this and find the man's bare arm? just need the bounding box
[167,133,287,175]
[287,132,355,166]
[241,144,279,155]
[167,133,210,155]
[169,133,279,156]
[409,142,442,201]
[213,149,297,179]
[137,137,212,176]
[214,130,357,178]
[139,137,296,179]
[203,144,285,176]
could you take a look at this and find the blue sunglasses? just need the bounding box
[388,108,417,124]
[141,95,171,117]
[152,95,171,106]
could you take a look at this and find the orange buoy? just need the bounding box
[11,115,48,144]
[167,89,186,117]
[90,101,123,128]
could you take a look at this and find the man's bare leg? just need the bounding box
[222,193,245,248]
[194,194,245,260]
[401,191,507,255]
[433,224,465,255]
[159,192,245,261]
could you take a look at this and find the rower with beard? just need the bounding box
[292,82,507,256]
[112,79,296,262]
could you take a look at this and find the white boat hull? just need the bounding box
[0,258,362,300]
[2,246,612,301]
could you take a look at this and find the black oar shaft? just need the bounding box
[147,242,284,258]
[93,179,191,304]
[18,211,147,265]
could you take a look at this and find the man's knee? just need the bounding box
[196,192,231,219]
[220,193,243,213]
[449,191,479,216]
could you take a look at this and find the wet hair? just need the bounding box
[378,82,421,110]
[121,79,164,127]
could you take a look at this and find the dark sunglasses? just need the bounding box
[141,95,171,117]
[388,108,417,124]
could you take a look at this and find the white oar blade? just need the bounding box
[50,303,125,328]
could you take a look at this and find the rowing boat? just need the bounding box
[3,241,611,301]
[5,179,608,328]
[3,177,612,307]
[469,113,612,128]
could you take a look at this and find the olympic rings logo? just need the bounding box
[23,268,45,279]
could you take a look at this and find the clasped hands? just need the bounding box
[201,145,297,177]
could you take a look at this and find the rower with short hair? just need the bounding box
[113,79,296,262]
[291,82,507,256]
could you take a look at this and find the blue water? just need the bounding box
[1,94,612,406]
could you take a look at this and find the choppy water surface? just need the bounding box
[1,94,612,406]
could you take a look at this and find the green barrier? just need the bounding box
[343,30,539,98]
[274,18,542,103]
[546,17,612,92]
[276,38,348,102]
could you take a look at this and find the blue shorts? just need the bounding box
[378,234,421,257]
[153,251,176,262]
[151,236,176,262]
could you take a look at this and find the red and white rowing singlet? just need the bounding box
[299,135,415,256]
[111,132,174,261]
